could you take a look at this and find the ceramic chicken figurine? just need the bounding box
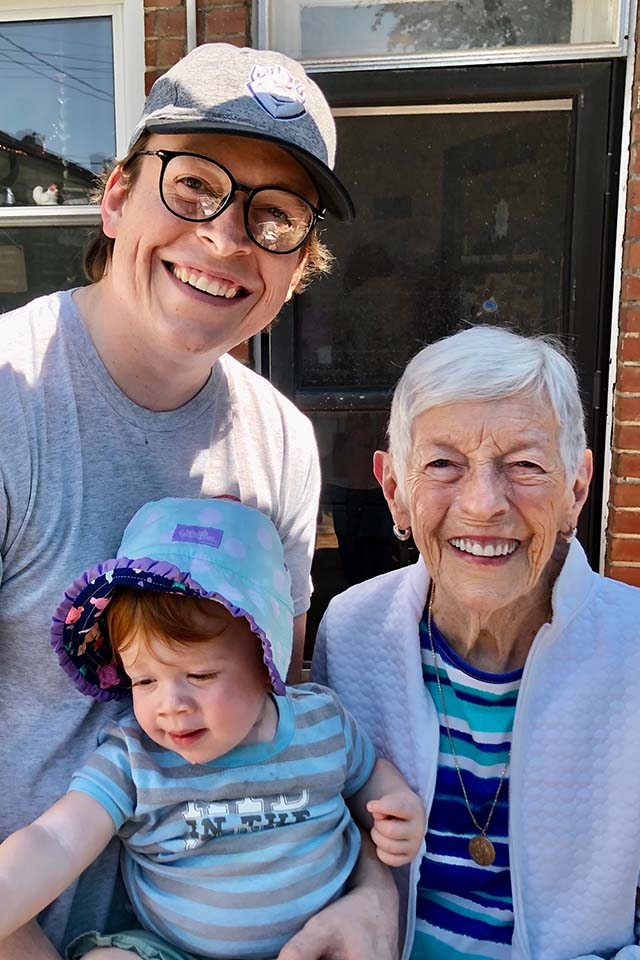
[32,183,59,205]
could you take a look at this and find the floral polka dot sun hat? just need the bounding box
[51,498,293,701]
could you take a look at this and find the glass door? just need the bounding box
[265,60,624,652]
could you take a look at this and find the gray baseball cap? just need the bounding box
[129,43,354,221]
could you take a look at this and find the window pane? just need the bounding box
[0,224,94,312]
[297,105,572,390]
[270,1,616,60]
[0,17,115,207]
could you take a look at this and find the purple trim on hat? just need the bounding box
[51,556,285,701]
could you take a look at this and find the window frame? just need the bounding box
[257,0,631,71]
[0,0,144,229]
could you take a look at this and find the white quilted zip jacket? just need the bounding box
[313,541,640,960]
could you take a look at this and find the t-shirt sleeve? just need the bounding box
[68,719,137,830]
[0,361,35,594]
[223,358,320,619]
[315,686,376,798]
[278,413,321,617]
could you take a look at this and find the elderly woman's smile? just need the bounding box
[447,538,520,558]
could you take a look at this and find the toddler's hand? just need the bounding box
[367,791,426,867]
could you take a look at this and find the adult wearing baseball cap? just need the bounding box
[0,44,395,960]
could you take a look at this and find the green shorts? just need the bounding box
[66,929,202,960]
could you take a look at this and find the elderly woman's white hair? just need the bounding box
[387,325,587,503]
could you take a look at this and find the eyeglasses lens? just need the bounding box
[162,155,313,253]
[162,155,230,221]
[248,189,313,252]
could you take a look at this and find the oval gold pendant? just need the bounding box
[469,835,496,866]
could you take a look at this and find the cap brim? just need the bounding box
[144,118,355,221]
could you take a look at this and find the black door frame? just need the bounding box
[264,59,625,569]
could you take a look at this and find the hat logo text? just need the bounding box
[172,524,223,549]
[246,64,307,121]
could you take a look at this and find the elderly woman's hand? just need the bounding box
[277,833,399,960]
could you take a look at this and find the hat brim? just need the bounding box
[51,557,288,702]
[144,118,355,221]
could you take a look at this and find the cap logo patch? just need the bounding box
[172,524,223,549]
[246,64,307,121]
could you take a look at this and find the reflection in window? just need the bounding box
[0,17,114,207]
[0,224,93,312]
[297,106,572,390]
[270,0,616,60]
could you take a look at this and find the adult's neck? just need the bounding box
[431,549,566,674]
[73,283,218,411]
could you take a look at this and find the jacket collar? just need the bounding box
[549,538,597,634]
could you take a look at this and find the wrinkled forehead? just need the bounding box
[145,131,319,201]
[409,391,562,456]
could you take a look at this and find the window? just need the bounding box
[260,0,628,65]
[0,1,144,310]
[1,16,115,207]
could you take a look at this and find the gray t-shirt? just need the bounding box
[0,290,320,951]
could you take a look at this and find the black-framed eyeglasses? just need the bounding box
[132,149,324,255]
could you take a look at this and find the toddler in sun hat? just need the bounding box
[0,497,426,960]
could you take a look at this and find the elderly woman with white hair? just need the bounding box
[312,325,640,960]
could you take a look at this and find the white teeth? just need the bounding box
[171,265,240,299]
[450,538,518,558]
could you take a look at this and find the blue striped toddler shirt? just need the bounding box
[69,683,375,960]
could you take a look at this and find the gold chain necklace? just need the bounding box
[427,585,510,867]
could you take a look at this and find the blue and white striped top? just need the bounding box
[412,615,522,960]
[69,683,375,959]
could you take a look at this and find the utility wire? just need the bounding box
[0,49,112,104]
[0,32,112,99]
[15,49,112,66]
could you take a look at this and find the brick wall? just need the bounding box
[197,1,251,49]
[142,0,253,363]
[143,1,252,93]
[606,16,640,585]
